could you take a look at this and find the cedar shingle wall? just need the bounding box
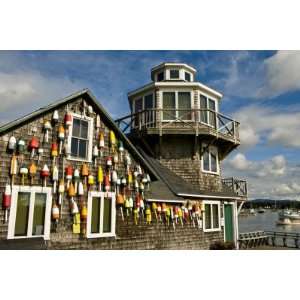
[0,96,224,249]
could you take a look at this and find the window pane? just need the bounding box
[178,92,191,120]
[212,204,219,228]
[72,118,80,137]
[185,72,191,81]
[200,95,208,123]
[144,94,154,124]
[80,120,88,139]
[208,99,216,127]
[32,193,46,236]
[14,192,30,236]
[163,92,176,120]
[103,197,112,233]
[205,204,212,229]
[170,69,179,79]
[91,197,101,233]
[78,140,87,159]
[71,137,79,157]
[134,98,143,127]
[157,72,164,82]
[211,152,217,172]
[203,150,210,171]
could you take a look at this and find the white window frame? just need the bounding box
[184,71,192,82]
[203,200,221,232]
[199,92,218,128]
[87,191,116,238]
[162,90,193,122]
[168,68,180,80]
[67,112,94,162]
[201,144,219,175]
[156,71,165,82]
[7,185,52,240]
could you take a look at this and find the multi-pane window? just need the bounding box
[144,94,154,125]
[133,98,143,128]
[185,72,191,82]
[162,91,191,121]
[8,186,52,239]
[202,145,218,173]
[87,192,116,238]
[204,201,220,232]
[170,69,180,79]
[200,94,217,128]
[70,114,93,161]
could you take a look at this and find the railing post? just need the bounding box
[283,234,287,247]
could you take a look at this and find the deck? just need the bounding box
[115,108,240,145]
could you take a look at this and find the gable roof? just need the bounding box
[0,89,159,180]
[138,147,241,200]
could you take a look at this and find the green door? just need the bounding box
[224,204,234,242]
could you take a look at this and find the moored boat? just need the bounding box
[277,210,300,225]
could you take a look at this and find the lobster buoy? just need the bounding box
[81,205,88,221]
[73,168,80,193]
[43,120,52,143]
[104,174,110,192]
[29,162,37,185]
[58,179,65,205]
[20,164,28,186]
[51,143,58,163]
[29,137,39,158]
[52,110,59,124]
[88,175,95,187]
[109,130,116,151]
[52,204,60,222]
[145,205,152,224]
[64,112,72,127]
[37,147,44,162]
[93,145,99,166]
[117,194,125,205]
[52,165,59,193]
[10,154,18,185]
[97,166,103,191]
[99,132,105,157]
[106,156,112,167]
[3,184,11,222]
[82,163,89,188]
[58,125,65,154]
[8,135,17,152]
[65,165,73,188]
[17,139,26,154]
[41,164,50,187]
[78,181,84,196]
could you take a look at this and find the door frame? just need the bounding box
[223,202,238,249]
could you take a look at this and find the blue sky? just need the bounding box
[0,50,299,199]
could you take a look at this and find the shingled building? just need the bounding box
[0,62,247,250]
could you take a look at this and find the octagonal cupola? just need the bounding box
[151,62,197,82]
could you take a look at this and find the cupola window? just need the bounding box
[170,69,180,79]
[157,72,164,82]
[185,72,191,82]
[200,94,217,128]
[202,145,219,174]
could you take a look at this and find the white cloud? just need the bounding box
[233,105,300,149]
[257,51,300,98]
[224,153,300,200]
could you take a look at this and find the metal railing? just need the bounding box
[222,177,247,197]
[115,108,240,141]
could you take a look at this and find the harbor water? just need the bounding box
[238,209,300,233]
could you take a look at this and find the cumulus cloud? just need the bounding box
[224,153,300,200]
[233,105,300,149]
[257,51,300,98]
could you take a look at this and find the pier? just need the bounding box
[239,231,300,249]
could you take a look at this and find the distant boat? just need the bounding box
[249,208,256,215]
[257,208,265,213]
[277,210,300,225]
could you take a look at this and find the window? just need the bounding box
[203,201,221,232]
[144,94,154,125]
[87,191,116,238]
[178,92,192,120]
[202,145,219,174]
[162,91,192,121]
[200,94,217,128]
[69,113,93,161]
[170,69,180,79]
[133,98,143,128]
[157,72,164,82]
[8,186,52,239]
[185,72,191,82]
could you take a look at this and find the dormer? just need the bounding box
[151,62,196,82]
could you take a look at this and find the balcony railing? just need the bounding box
[222,177,247,198]
[115,108,240,142]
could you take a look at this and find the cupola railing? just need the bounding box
[222,177,247,198]
[115,108,240,143]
